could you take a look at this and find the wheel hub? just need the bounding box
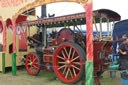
[30,62,33,65]
[65,60,70,65]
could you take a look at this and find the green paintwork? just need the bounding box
[86,61,94,85]
[2,52,5,73]
[11,53,16,76]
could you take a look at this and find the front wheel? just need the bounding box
[53,42,86,84]
[25,52,41,76]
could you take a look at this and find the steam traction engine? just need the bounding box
[23,9,121,84]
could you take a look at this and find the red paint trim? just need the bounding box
[16,15,28,24]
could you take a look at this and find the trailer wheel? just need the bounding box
[53,42,86,84]
[25,52,41,76]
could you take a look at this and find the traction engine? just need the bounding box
[25,28,113,84]
[24,9,121,84]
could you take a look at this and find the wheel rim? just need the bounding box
[54,44,82,83]
[25,53,39,75]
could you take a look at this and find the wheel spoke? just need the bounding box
[69,68,73,78]
[65,68,69,78]
[30,56,32,61]
[33,59,38,65]
[68,48,72,59]
[71,50,75,59]
[27,62,32,66]
[73,62,80,65]
[58,65,66,70]
[32,57,37,63]
[30,67,35,72]
[63,66,67,74]
[73,68,76,77]
[34,62,38,65]
[71,56,80,62]
[57,55,65,60]
[32,56,35,62]
[29,65,33,71]
[72,65,80,71]
[58,62,66,64]
[61,51,66,58]
[33,65,39,69]
[64,47,68,57]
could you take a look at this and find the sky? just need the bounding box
[36,0,128,20]
[36,0,128,31]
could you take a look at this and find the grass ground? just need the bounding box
[0,68,121,85]
[100,71,121,85]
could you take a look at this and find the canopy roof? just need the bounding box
[93,9,121,21]
[113,19,128,40]
[21,9,121,28]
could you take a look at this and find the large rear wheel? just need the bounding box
[53,42,86,84]
[25,52,41,76]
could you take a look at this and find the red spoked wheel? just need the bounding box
[25,53,41,76]
[53,42,85,84]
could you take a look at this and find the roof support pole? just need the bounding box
[44,24,47,48]
[83,0,94,85]
[111,21,115,40]
[99,18,102,40]
[2,21,6,73]
[12,20,16,53]
[107,19,109,36]
[73,25,75,32]
[12,19,16,76]
[3,21,6,52]
[93,18,100,40]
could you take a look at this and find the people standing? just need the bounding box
[119,38,128,69]
[117,33,127,62]
[119,38,128,85]
[119,34,127,46]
